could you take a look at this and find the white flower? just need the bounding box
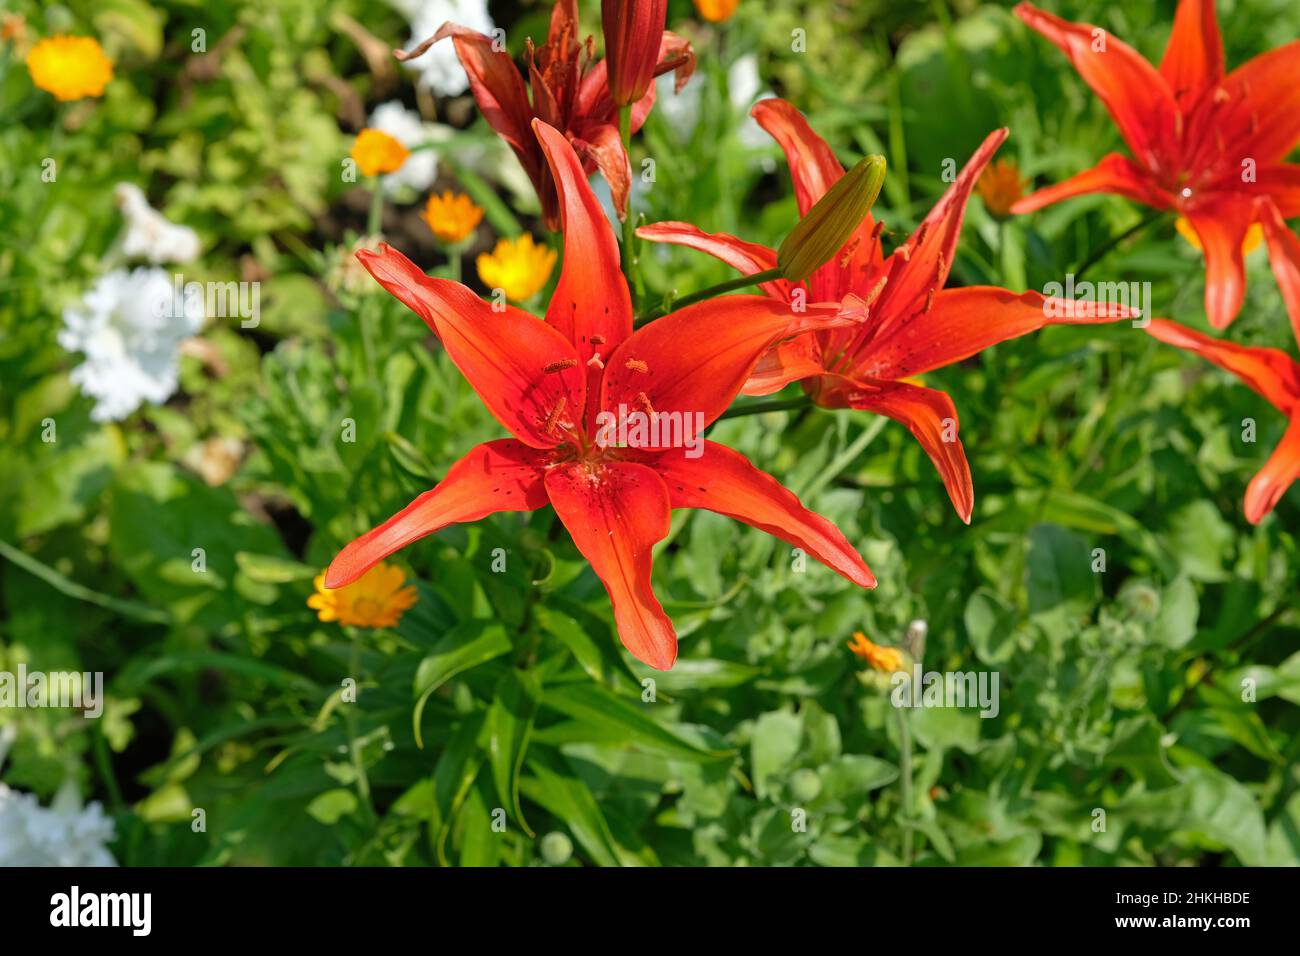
[115,183,201,264]
[59,267,205,423]
[0,780,117,867]
[369,101,442,197]
[391,0,494,97]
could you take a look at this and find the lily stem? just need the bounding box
[716,395,811,421]
[1073,209,1166,283]
[896,705,914,866]
[617,105,638,302]
[344,627,377,824]
[636,267,784,326]
[366,178,384,237]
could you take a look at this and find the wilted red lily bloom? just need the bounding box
[414,0,693,229]
[1146,197,1300,523]
[326,120,874,670]
[1012,0,1300,330]
[640,98,1132,522]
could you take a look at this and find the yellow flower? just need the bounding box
[693,0,740,23]
[976,158,1024,219]
[351,128,410,177]
[26,35,113,102]
[422,190,484,245]
[1175,216,1264,256]
[847,631,906,673]
[308,561,417,629]
[477,234,557,302]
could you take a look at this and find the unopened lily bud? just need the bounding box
[777,155,886,282]
[603,0,668,107]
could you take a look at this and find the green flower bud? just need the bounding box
[777,155,887,282]
[540,830,573,865]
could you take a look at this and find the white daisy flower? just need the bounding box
[369,101,442,197]
[115,183,201,265]
[391,0,494,97]
[58,267,205,423]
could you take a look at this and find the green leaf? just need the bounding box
[1026,523,1098,624]
[411,620,513,748]
[305,788,358,825]
[541,681,733,763]
[486,669,542,837]
[520,752,647,867]
[751,710,804,799]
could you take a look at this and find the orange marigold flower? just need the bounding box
[26,35,113,102]
[847,631,906,673]
[351,128,410,177]
[308,561,417,628]
[476,234,556,302]
[693,0,740,22]
[422,190,484,245]
[976,158,1025,219]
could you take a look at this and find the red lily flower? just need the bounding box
[639,98,1132,522]
[603,0,667,107]
[417,0,693,229]
[1011,0,1300,330]
[325,120,874,670]
[1146,196,1300,523]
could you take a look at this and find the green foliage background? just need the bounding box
[2,0,1298,866]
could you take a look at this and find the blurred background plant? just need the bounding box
[1,0,1298,866]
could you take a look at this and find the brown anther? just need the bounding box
[936,252,947,281]
[589,335,605,345]
[625,359,649,373]
[838,236,862,269]
[543,396,567,435]
[924,288,935,313]
[864,275,889,307]
[543,358,578,374]
[636,391,655,415]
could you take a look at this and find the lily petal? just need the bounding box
[1207,40,1300,166]
[644,441,876,588]
[874,128,1008,324]
[534,120,633,381]
[743,335,825,396]
[1159,0,1224,111]
[751,98,844,216]
[1255,164,1300,218]
[751,98,882,303]
[1145,318,1300,411]
[433,23,536,162]
[817,375,974,522]
[602,296,846,440]
[1244,417,1300,524]
[1257,197,1300,346]
[357,244,586,449]
[861,287,1132,380]
[1184,193,1255,329]
[635,221,793,301]
[1012,152,1172,214]
[571,122,632,224]
[1014,3,1178,171]
[325,440,550,588]
[545,461,676,669]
